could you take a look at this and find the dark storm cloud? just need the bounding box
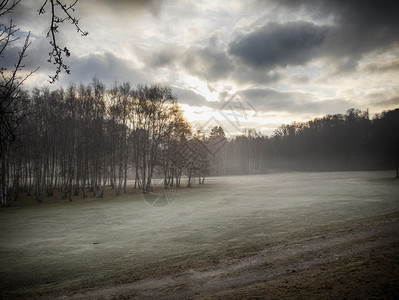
[242,87,352,114]
[66,52,149,86]
[242,88,312,112]
[270,0,399,70]
[147,44,282,86]
[229,21,327,69]
[181,47,234,81]
[148,48,180,69]
[228,0,399,74]
[147,46,234,82]
[229,66,281,85]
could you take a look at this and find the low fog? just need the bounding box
[1,171,398,296]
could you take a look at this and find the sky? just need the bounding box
[4,0,399,135]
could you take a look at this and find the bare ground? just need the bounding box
[51,213,399,299]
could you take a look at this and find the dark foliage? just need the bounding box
[214,108,399,176]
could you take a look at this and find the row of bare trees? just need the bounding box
[3,82,397,207]
[1,79,216,206]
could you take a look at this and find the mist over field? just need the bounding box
[1,171,398,297]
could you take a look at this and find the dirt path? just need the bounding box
[56,215,399,299]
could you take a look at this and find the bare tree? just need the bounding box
[0,1,37,206]
[162,103,191,188]
[0,0,86,206]
[133,84,177,193]
[108,82,132,195]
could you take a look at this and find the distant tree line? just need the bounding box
[211,108,399,177]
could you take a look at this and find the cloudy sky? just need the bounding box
[6,0,399,135]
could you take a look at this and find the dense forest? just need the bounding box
[1,78,398,206]
[211,108,399,176]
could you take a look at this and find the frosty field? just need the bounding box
[1,171,398,298]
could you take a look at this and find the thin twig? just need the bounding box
[39,0,88,83]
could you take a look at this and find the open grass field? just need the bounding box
[1,171,399,299]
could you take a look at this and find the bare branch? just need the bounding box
[1,32,38,101]
[0,0,21,17]
[39,0,88,83]
[0,20,20,57]
[38,0,48,15]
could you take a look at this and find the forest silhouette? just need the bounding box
[212,107,399,176]
[1,79,398,206]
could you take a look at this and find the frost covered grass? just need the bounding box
[0,171,398,297]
